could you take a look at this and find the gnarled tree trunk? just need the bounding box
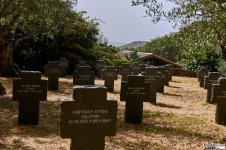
[0,31,20,77]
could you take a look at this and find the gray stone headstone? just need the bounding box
[101,66,118,92]
[12,71,47,125]
[163,64,173,81]
[197,68,208,87]
[58,57,69,77]
[96,60,106,78]
[119,63,132,81]
[76,61,88,70]
[158,67,169,86]
[212,78,226,125]
[45,61,61,90]
[142,67,162,103]
[204,72,221,103]
[131,62,141,75]
[60,85,118,150]
[73,66,95,85]
[120,75,150,123]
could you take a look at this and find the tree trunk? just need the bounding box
[0,31,20,77]
[220,44,226,61]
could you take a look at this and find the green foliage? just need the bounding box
[181,44,221,71]
[111,58,130,67]
[130,48,143,64]
[132,0,226,59]
[140,33,183,62]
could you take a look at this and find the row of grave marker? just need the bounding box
[196,67,226,125]
[12,61,175,150]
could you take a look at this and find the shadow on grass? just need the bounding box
[166,85,180,88]
[0,96,60,138]
[117,108,216,141]
[162,93,181,97]
[171,80,182,83]
[152,102,181,109]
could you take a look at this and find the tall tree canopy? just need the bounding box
[132,0,226,59]
[0,0,99,76]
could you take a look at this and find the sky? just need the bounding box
[76,0,178,45]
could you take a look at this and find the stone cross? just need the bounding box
[142,67,162,103]
[58,57,69,77]
[73,66,95,85]
[12,71,47,125]
[45,61,61,90]
[120,75,150,123]
[204,72,221,103]
[96,60,105,78]
[157,67,169,86]
[131,62,141,75]
[212,78,226,125]
[197,68,208,87]
[101,66,118,92]
[163,64,173,81]
[119,63,132,81]
[60,85,118,150]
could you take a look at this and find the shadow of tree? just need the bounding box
[162,93,181,97]
[152,102,181,109]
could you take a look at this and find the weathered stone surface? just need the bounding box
[212,78,226,125]
[58,57,69,77]
[119,63,132,81]
[45,61,61,90]
[204,72,221,103]
[131,62,141,75]
[120,75,149,123]
[101,66,118,92]
[197,68,208,87]
[60,85,117,150]
[12,71,47,125]
[96,60,105,78]
[73,66,95,85]
[142,67,162,103]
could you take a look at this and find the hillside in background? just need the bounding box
[118,41,147,49]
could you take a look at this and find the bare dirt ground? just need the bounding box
[0,75,226,150]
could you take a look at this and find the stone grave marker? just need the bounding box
[197,68,208,87]
[101,66,118,92]
[96,60,105,78]
[119,63,132,81]
[120,75,150,123]
[58,57,69,77]
[0,82,6,95]
[45,61,61,90]
[60,85,118,150]
[12,71,47,125]
[131,62,141,75]
[212,78,226,124]
[73,66,95,85]
[158,67,169,86]
[140,64,149,72]
[204,72,221,103]
[76,61,88,70]
[163,64,173,81]
[142,67,162,103]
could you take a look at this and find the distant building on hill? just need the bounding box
[118,50,182,68]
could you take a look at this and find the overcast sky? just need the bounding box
[76,0,178,44]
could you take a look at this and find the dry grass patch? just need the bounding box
[0,75,226,149]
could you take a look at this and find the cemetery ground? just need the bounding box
[0,76,226,150]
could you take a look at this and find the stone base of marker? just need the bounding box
[71,134,105,150]
[215,99,226,125]
[104,79,114,92]
[157,83,164,93]
[48,75,59,90]
[149,86,157,103]
[18,99,40,125]
[125,99,143,123]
